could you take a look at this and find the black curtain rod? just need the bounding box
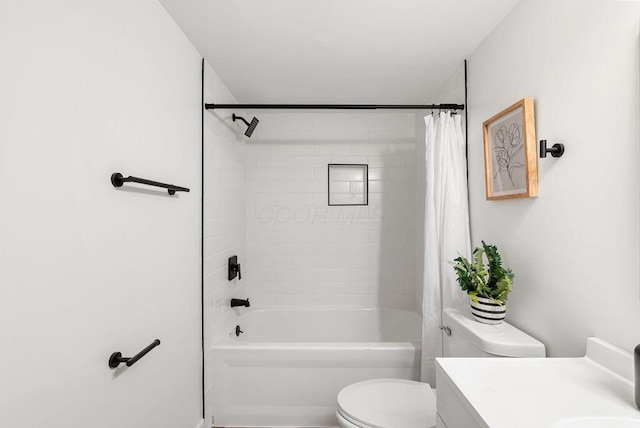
[205,103,464,111]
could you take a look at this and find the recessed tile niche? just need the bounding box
[328,164,368,206]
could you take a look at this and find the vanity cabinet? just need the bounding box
[435,339,640,428]
[435,362,485,428]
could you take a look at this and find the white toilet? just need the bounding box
[336,307,546,428]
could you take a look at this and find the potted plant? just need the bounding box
[452,241,514,325]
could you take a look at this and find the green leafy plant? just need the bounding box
[452,241,514,304]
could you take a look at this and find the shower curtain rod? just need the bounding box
[205,103,464,111]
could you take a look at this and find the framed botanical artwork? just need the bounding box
[483,98,538,200]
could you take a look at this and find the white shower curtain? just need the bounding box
[420,112,471,385]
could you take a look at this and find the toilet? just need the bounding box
[335,307,546,428]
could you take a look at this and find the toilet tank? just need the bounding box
[442,308,546,358]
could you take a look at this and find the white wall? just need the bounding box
[244,113,419,309]
[0,1,203,427]
[467,0,640,356]
[202,62,246,425]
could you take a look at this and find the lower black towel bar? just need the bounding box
[111,172,190,195]
[109,339,161,368]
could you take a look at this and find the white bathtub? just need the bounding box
[210,308,422,427]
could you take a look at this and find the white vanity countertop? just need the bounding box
[436,338,640,428]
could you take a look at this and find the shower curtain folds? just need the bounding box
[421,112,471,384]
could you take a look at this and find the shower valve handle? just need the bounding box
[228,256,242,281]
[230,262,241,280]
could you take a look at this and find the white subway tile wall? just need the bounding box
[203,63,246,424]
[245,111,419,309]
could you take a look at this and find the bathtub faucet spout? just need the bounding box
[230,298,250,308]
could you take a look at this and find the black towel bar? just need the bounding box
[109,339,161,368]
[111,172,190,195]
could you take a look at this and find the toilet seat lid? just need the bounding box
[337,379,436,428]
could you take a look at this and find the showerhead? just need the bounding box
[232,113,259,138]
[245,117,259,137]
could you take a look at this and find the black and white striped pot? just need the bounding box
[470,296,506,325]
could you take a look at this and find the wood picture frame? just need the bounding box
[483,98,538,200]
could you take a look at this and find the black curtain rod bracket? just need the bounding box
[205,103,464,111]
[109,339,161,368]
[111,172,190,195]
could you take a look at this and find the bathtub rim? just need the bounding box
[212,307,422,349]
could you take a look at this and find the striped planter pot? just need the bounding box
[470,296,506,325]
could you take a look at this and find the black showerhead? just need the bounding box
[232,113,259,138]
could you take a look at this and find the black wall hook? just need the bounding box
[540,140,565,158]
